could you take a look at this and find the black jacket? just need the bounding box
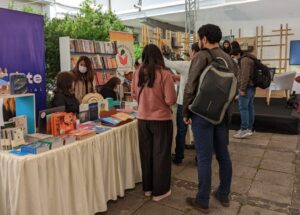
[100,87,117,100]
[52,92,79,114]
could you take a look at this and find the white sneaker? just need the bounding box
[152,190,171,201]
[247,129,253,136]
[233,130,251,139]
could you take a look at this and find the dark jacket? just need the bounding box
[100,87,117,100]
[183,47,238,118]
[238,54,255,92]
[52,91,79,114]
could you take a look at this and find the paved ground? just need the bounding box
[98,131,300,215]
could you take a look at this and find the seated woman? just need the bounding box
[52,71,79,114]
[99,77,121,100]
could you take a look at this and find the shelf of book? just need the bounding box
[70,52,117,56]
[59,36,118,73]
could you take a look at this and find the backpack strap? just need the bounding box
[206,49,229,69]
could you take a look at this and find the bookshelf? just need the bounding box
[0,93,36,134]
[59,37,118,85]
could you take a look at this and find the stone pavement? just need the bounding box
[97,131,300,215]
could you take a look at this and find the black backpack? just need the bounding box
[243,55,271,89]
[189,50,237,125]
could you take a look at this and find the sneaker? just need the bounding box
[186,197,209,214]
[152,190,171,201]
[212,191,230,207]
[172,157,182,165]
[233,130,251,139]
[144,191,152,197]
[247,129,253,136]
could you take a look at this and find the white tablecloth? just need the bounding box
[0,121,142,215]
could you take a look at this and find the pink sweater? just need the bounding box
[131,68,177,121]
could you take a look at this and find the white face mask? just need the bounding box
[79,66,87,74]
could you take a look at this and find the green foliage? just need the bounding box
[6,0,126,106]
[45,0,126,93]
[134,43,142,62]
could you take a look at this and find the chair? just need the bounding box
[267,71,296,105]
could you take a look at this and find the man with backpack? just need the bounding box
[183,24,238,213]
[231,43,256,139]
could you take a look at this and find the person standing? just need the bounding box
[131,44,177,201]
[183,24,238,213]
[164,43,200,165]
[222,40,231,54]
[231,42,255,138]
[73,56,95,103]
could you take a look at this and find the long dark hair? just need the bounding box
[102,77,121,90]
[138,44,165,88]
[73,56,94,82]
[55,71,75,96]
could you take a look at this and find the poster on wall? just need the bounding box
[0,9,46,119]
[109,31,135,76]
[290,40,300,65]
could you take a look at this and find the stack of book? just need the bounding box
[20,141,50,154]
[40,137,64,150]
[101,112,135,127]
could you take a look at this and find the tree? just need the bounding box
[45,0,126,93]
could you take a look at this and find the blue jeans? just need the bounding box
[191,114,232,207]
[175,105,188,160]
[238,87,256,130]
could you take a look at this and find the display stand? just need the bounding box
[0,93,36,134]
[59,36,118,85]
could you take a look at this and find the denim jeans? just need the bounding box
[191,114,232,207]
[238,87,256,130]
[175,104,188,160]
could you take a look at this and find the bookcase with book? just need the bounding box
[59,37,118,85]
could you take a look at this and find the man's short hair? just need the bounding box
[198,24,222,44]
[191,42,200,52]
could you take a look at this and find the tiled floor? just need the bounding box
[97,131,300,215]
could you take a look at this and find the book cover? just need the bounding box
[89,103,99,121]
[69,129,96,140]
[60,135,76,145]
[112,112,134,121]
[92,126,111,134]
[21,141,50,154]
[11,115,27,134]
[41,137,64,149]
[100,117,122,126]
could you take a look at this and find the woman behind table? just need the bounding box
[52,71,79,114]
[73,56,95,103]
[131,44,177,201]
[99,77,121,100]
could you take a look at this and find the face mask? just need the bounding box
[233,58,238,64]
[79,66,87,74]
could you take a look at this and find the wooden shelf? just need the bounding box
[70,52,117,56]
[94,68,117,72]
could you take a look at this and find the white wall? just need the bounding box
[196,16,300,92]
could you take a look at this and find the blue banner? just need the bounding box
[0,8,46,115]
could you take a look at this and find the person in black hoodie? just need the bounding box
[52,71,79,114]
[99,77,121,100]
[222,40,231,54]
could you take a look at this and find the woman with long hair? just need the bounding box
[52,71,79,114]
[131,44,177,201]
[73,56,95,103]
[99,77,121,100]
